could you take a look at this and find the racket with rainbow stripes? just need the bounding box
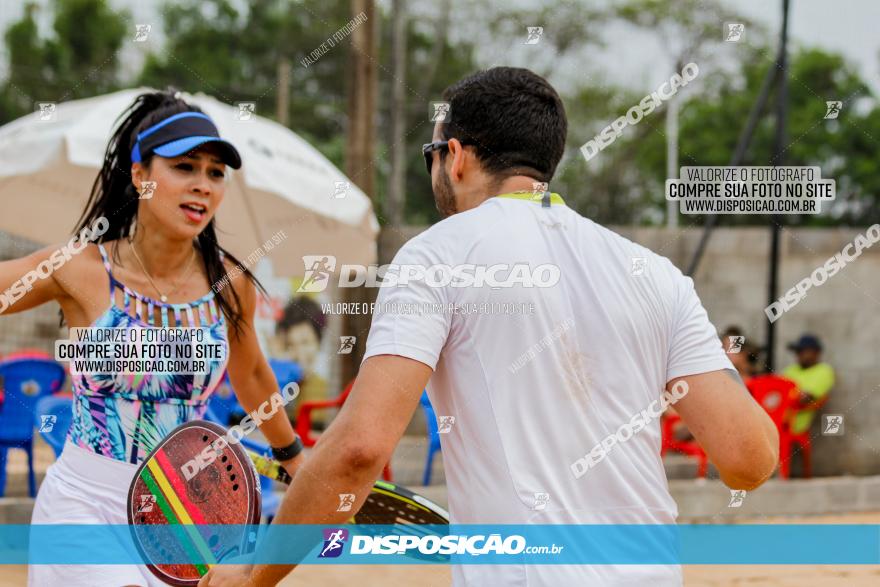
[128,420,448,586]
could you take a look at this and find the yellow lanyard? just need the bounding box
[494,191,566,208]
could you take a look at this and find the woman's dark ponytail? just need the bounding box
[72,89,265,337]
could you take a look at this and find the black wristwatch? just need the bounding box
[271,436,304,461]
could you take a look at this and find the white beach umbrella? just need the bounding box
[0,88,379,274]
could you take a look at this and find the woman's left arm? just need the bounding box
[225,273,304,477]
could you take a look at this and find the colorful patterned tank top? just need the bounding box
[67,243,229,464]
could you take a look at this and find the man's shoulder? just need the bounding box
[582,218,685,282]
[395,204,501,259]
[557,208,664,256]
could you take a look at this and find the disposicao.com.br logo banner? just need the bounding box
[11,525,880,566]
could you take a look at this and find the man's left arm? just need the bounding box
[199,354,431,587]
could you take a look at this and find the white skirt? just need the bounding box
[28,441,167,587]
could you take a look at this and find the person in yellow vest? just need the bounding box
[783,334,835,434]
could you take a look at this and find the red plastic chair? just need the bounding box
[661,412,708,478]
[3,349,55,361]
[788,393,828,479]
[295,379,392,481]
[295,379,354,447]
[747,374,822,479]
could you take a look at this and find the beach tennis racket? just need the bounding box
[128,420,449,586]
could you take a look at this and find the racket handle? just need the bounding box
[247,449,293,484]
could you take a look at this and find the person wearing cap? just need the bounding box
[0,89,305,586]
[783,334,835,434]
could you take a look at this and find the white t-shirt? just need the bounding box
[363,195,732,586]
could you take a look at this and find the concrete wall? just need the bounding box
[616,225,879,477]
[380,224,880,477]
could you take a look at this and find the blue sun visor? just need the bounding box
[130,112,241,169]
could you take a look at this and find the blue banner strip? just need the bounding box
[4,524,878,565]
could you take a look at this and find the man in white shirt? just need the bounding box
[202,67,778,587]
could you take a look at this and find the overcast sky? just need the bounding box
[0,0,877,94]
[603,0,880,94]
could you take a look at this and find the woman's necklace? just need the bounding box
[128,238,196,303]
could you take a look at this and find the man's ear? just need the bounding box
[447,138,468,181]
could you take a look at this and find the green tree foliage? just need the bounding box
[377,3,482,225]
[138,0,481,224]
[629,46,875,225]
[1,0,877,226]
[1,0,127,119]
[138,0,351,150]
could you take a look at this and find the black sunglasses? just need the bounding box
[422,140,449,175]
[422,139,474,175]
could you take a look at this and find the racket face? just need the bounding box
[358,480,449,525]
[127,420,261,586]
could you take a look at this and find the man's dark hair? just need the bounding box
[278,297,326,341]
[440,67,567,184]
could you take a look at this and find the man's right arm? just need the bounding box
[669,369,779,489]
[663,265,778,489]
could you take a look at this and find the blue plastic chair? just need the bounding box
[205,362,301,426]
[205,372,245,426]
[420,391,442,486]
[0,356,66,497]
[267,358,303,390]
[34,395,74,457]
